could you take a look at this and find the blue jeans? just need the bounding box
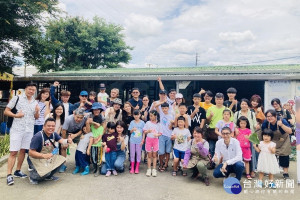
[114,150,126,172]
[105,151,117,171]
[208,140,216,157]
[213,161,245,181]
[34,125,43,135]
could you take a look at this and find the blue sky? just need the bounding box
[57,0,300,68]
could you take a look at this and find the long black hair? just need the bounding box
[52,103,65,125]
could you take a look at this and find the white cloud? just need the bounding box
[124,14,163,39]
[49,0,300,67]
[219,30,256,43]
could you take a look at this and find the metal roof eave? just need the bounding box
[13,73,300,81]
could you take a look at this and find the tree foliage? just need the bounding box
[0,0,59,73]
[24,16,133,72]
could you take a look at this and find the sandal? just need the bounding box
[172,171,177,176]
[159,166,165,172]
[246,174,252,180]
[182,172,187,176]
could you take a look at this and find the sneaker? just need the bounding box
[146,169,152,177]
[29,177,38,185]
[105,171,111,177]
[7,175,14,186]
[45,176,59,181]
[283,173,290,180]
[28,166,33,172]
[14,171,28,178]
[152,169,157,177]
[204,177,210,186]
[257,180,263,188]
[269,181,277,189]
[59,165,67,173]
[112,170,118,176]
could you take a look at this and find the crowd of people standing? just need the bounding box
[4,78,296,188]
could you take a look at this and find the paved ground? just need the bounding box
[0,146,299,200]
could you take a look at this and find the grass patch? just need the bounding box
[0,134,10,158]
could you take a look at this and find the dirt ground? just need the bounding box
[0,146,298,200]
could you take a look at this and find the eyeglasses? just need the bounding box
[81,95,88,97]
[132,92,139,94]
[266,115,274,118]
[222,132,231,135]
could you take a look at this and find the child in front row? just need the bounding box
[102,122,118,177]
[171,116,191,176]
[87,115,105,176]
[253,128,280,189]
[128,110,145,174]
[143,110,162,177]
[72,125,93,176]
[235,116,252,179]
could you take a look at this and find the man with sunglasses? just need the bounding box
[74,91,92,112]
[212,127,244,181]
[128,88,143,109]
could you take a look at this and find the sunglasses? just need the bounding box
[81,95,88,97]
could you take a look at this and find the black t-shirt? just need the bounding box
[224,100,241,113]
[187,105,206,131]
[30,131,61,153]
[102,132,118,152]
[128,98,143,109]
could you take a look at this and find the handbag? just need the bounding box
[206,128,219,141]
[7,96,20,128]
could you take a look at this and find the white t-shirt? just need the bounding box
[97,92,109,102]
[143,121,162,138]
[172,128,191,151]
[63,102,69,120]
[160,112,174,137]
[77,132,93,154]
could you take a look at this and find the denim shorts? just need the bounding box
[158,135,172,155]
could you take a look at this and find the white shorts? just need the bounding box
[10,130,33,151]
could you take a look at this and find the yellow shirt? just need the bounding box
[199,102,214,111]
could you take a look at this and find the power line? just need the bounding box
[232,55,300,66]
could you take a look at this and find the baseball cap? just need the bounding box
[99,83,106,89]
[80,91,88,96]
[175,93,183,99]
[159,89,167,94]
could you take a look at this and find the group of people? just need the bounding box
[4,78,296,188]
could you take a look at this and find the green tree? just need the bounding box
[0,0,59,73]
[25,16,132,72]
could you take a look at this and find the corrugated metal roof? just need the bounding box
[14,64,300,81]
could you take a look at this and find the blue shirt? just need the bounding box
[128,120,145,144]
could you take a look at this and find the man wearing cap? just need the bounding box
[74,91,92,112]
[105,98,123,123]
[224,87,241,113]
[187,93,206,135]
[150,89,174,114]
[128,88,143,109]
[97,83,109,107]
[50,81,75,120]
[157,77,176,106]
